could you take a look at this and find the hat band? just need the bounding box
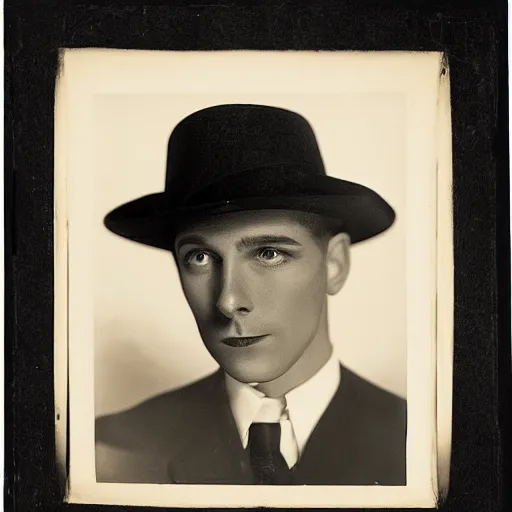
[172,164,328,209]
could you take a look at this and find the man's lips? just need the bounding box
[220,335,269,348]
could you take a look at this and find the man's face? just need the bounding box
[174,210,335,384]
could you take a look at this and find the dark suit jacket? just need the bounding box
[95,366,406,485]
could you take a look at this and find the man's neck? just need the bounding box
[255,325,333,398]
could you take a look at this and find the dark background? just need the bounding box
[4,1,510,511]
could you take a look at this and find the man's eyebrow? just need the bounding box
[175,235,208,251]
[175,234,302,252]
[236,235,302,250]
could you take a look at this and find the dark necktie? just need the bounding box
[248,422,293,485]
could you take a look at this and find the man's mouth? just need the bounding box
[220,335,269,348]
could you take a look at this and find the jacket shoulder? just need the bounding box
[342,366,406,416]
[95,371,223,452]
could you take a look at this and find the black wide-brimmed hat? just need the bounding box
[104,104,395,250]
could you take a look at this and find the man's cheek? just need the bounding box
[292,287,323,320]
[184,292,210,321]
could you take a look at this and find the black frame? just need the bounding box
[4,2,510,511]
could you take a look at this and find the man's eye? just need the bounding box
[256,248,286,265]
[185,251,211,267]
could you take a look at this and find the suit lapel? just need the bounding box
[167,371,253,484]
[293,365,371,485]
[292,365,346,484]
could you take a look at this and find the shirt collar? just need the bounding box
[224,351,341,452]
[224,373,264,449]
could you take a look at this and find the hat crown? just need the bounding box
[104,103,396,250]
[165,104,326,202]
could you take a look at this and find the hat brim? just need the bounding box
[104,173,395,251]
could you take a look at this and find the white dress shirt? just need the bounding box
[225,351,341,468]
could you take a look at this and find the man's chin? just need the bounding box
[221,361,286,385]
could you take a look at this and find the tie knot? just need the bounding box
[254,396,287,423]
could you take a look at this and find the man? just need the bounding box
[96,104,406,486]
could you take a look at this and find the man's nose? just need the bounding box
[216,263,253,319]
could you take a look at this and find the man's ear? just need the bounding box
[326,233,350,296]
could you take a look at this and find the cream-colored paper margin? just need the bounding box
[54,53,69,494]
[53,49,452,509]
[435,57,454,503]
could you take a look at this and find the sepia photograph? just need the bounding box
[54,50,453,508]
[98,102,406,487]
